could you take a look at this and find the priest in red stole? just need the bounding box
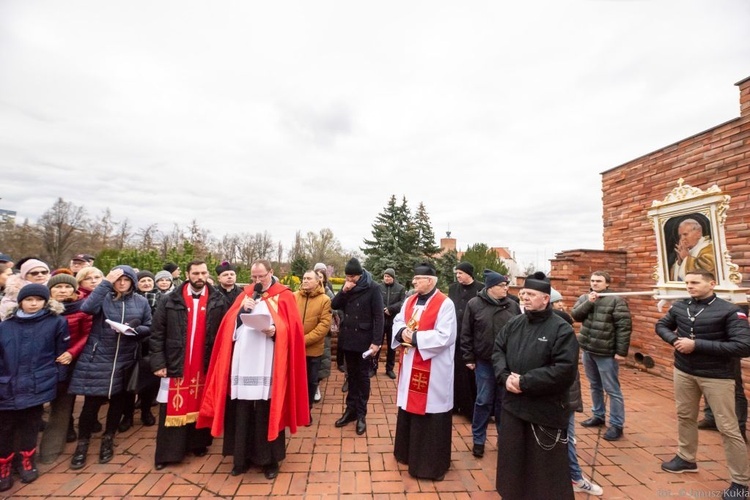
[392,262,457,481]
[197,259,308,480]
[150,260,228,470]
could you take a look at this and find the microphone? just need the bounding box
[252,282,263,301]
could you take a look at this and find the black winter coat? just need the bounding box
[149,284,228,376]
[493,307,579,429]
[448,280,484,327]
[331,271,384,352]
[656,294,750,379]
[69,278,152,398]
[379,281,405,334]
[460,290,521,363]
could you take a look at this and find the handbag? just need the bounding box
[330,313,341,334]
[126,342,152,393]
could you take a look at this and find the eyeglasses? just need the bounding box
[251,273,269,280]
[27,270,50,277]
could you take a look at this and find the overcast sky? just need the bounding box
[1,1,748,270]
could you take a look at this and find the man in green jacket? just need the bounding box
[571,271,632,441]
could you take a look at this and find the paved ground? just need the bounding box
[5,362,746,499]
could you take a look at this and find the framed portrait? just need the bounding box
[647,179,745,302]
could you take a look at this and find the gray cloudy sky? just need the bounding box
[1,1,748,270]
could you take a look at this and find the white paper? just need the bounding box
[362,348,377,359]
[105,319,137,336]
[239,312,272,331]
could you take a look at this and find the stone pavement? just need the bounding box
[5,363,747,499]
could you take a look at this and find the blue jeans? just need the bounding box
[568,413,583,481]
[582,351,625,428]
[471,359,502,445]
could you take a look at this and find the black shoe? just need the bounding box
[91,420,103,433]
[141,410,156,427]
[472,443,485,458]
[193,447,208,457]
[580,416,606,427]
[66,419,78,443]
[723,481,750,500]
[386,370,397,379]
[356,417,366,435]
[0,453,13,492]
[368,370,376,378]
[154,463,166,470]
[99,434,114,464]
[70,440,89,470]
[118,415,133,433]
[231,464,248,476]
[342,379,349,393]
[697,418,718,430]
[661,454,698,474]
[603,426,623,441]
[17,449,38,483]
[263,463,279,480]
[337,364,346,373]
[335,410,356,428]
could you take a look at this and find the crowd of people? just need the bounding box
[1,250,749,499]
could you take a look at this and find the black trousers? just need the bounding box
[372,326,396,373]
[343,350,371,418]
[78,393,128,439]
[306,355,322,411]
[0,405,43,456]
[223,398,285,469]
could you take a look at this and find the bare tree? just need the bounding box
[0,218,38,260]
[88,208,116,253]
[137,223,160,252]
[114,218,132,251]
[36,198,88,267]
[187,219,212,256]
[303,227,343,265]
[216,234,241,263]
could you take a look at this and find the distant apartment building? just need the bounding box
[0,209,16,224]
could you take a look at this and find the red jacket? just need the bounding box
[62,295,93,360]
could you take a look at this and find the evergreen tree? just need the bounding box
[461,243,509,282]
[435,248,458,292]
[361,195,419,281]
[413,202,441,259]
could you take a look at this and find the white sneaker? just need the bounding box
[314,386,321,402]
[572,477,603,496]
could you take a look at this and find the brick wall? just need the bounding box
[555,77,750,382]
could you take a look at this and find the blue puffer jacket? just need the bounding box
[0,307,70,410]
[69,266,152,398]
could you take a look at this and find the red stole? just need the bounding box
[164,287,208,427]
[401,291,447,415]
[197,281,309,440]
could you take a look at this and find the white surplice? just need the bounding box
[391,295,457,413]
[230,300,275,401]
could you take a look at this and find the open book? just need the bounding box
[105,319,137,336]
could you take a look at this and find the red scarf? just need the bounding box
[400,291,447,415]
[164,287,208,427]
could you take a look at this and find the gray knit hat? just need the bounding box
[47,273,79,291]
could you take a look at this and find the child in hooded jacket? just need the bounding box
[0,283,69,492]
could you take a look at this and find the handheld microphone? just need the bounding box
[252,282,263,301]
